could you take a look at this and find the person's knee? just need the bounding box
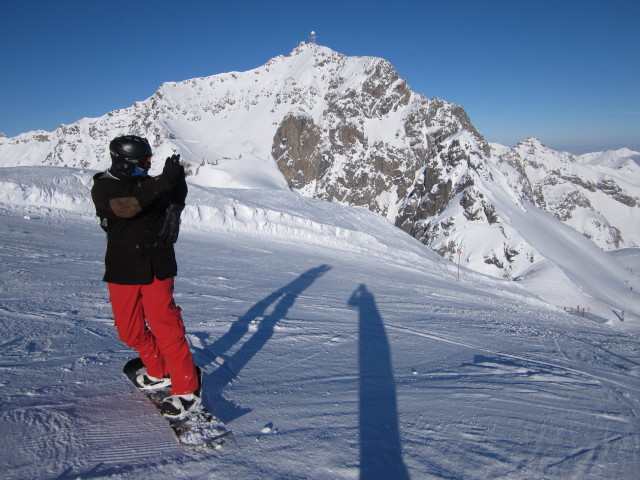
[123,330,154,350]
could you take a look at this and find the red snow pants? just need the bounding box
[108,277,198,395]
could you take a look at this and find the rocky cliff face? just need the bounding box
[271,45,493,230]
[1,42,638,279]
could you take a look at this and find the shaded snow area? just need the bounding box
[1,168,640,479]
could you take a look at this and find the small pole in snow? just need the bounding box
[310,31,317,44]
[457,249,462,281]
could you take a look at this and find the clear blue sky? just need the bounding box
[2,0,639,154]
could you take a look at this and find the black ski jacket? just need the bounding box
[91,169,186,285]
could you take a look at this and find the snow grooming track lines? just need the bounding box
[386,323,640,393]
[0,407,79,478]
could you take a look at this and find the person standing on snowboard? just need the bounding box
[91,135,199,419]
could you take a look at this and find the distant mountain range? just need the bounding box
[1,42,638,280]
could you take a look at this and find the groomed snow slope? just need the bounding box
[1,166,640,479]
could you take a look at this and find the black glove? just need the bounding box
[162,154,184,186]
[158,203,184,244]
[170,174,188,205]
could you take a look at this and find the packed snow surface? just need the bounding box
[1,164,640,479]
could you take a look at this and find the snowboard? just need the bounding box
[123,357,231,447]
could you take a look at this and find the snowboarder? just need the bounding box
[91,135,200,419]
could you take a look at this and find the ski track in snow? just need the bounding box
[385,323,640,394]
[1,203,640,479]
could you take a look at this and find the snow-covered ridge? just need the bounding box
[0,166,440,271]
[490,138,640,251]
[578,147,640,169]
[0,167,95,216]
[185,184,438,266]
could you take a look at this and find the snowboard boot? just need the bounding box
[160,366,202,420]
[135,370,172,391]
[160,393,202,420]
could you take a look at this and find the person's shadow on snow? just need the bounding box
[349,284,410,480]
[195,264,331,422]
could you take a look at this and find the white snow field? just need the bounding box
[1,165,640,479]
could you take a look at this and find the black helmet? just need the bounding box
[109,135,153,174]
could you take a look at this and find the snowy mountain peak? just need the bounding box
[516,137,546,149]
[513,137,575,164]
[0,44,638,288]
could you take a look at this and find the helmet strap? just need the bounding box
[112,161,135,175]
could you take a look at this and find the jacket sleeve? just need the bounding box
[91,175,173,219]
